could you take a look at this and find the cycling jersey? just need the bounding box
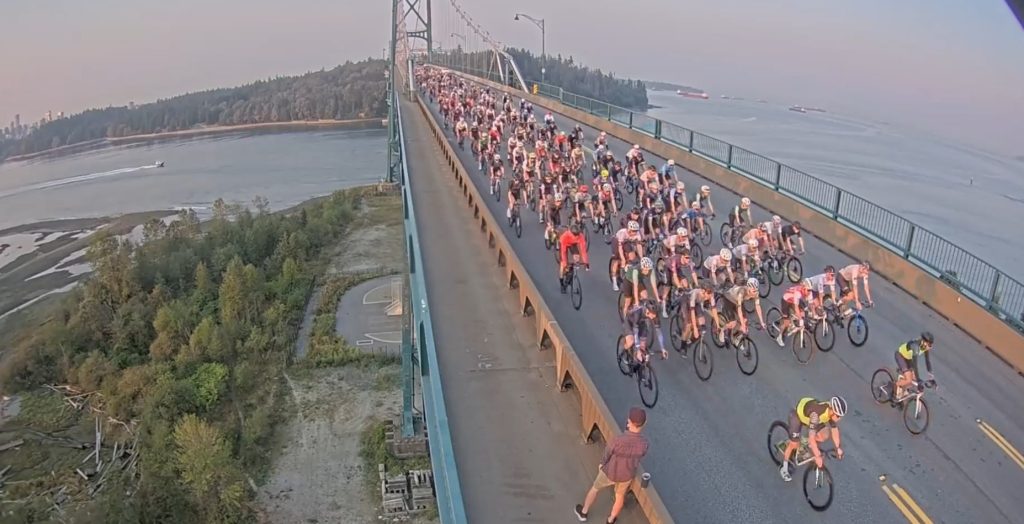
[626,306,665,352]
[794,397,837,431]
[663,235,690,253]
[805,273,834,295]
[782,285,811,305]
[897,339,933,376]
[721,285,748,306]
[781,224,801,240]
[559,230,589,266]
[703,255,728,273]
[839,264,866,282]
[667,254,694,279]
[687,288,715,310]
[731,243,755,261]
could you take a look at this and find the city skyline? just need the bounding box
[2,0,1022,157]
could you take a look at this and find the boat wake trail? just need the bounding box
[0,164,160,200]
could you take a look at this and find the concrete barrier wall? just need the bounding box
[414,92,675,524]
[443,69,1024,375]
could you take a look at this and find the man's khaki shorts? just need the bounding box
[592,467,631,495]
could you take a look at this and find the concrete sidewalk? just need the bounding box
[400,96,646,524]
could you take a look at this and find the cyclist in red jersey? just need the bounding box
[559,224,591,288]
[775,280,814,347]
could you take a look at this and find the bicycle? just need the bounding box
[559,260,586,310]
[615,333,660,408]
[593,210,614,244]
[817,300,871,348]
[766,308,815,364]
[720,222,750,249]
[709,301,760,376]
[491,174,502,202]
[766,251,804,286]
[508,201,522,239]
[870,370,936,435]
[805,307,835,352]
[689,217,713,247]
[767,421,838,511]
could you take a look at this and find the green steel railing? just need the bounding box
[431,55,1024,333]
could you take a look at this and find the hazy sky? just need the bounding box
[3,0,1022,156]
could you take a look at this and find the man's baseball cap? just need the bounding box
[628,407,647,427]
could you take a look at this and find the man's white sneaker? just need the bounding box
[775,334,785,347]
[780,463,792,482]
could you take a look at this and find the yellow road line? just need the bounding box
[891,484,934,524]
[881,484,922,524]
[977,419,1024,470]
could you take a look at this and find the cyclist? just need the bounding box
[559,224,591,291]
[506,174,524,220]
[779,396,847,481]
[666,245,699,291]
[621,257,661,321]
[659,158,677,185]
[626,144,645,177]
[731,238,761,279]
[668,180,688,216]
[538,172,557,223]
[692,185,714,217]
[719,278,768,344]
[702,248,735,287]
[623,299,667,364]
[594,182,617,224]
[610,220,643,291]
[805,266,838,310]
[838,261,874,313]
[895,332,935,400]
[489,153,504,195]
[780,220,805,255]
[593,131,608,150]
[729,197,753,228]
[775,279,814,347]
[679,282,721,354]
[544,193,566,243]
[662,227,691,258]
[455,118,469,147]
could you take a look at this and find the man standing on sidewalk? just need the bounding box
[574,407,650,523]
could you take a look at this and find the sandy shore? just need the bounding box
[2,118,385,163]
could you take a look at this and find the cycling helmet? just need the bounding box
[921,331,934,345]
[719,248,732,259]
[554,193,564,201]
[529,152,537,158]
[640,257,654,271]
[674,245,688,255]
[701,185,710,193]
[630,206,641,214]
[600,169,610,179]
[824,265,836,274]
[691,201,700,209]
[633,144,640,149]
[746,278,759,290]
[861,260,871,271]
[578,184,589,192]
[802,278,813,289]
[829,396,848,417]
[627,220,640,232]
[605,151,613,157]
[772,215,782,224]
[559,130,566,136]
[668,159,676,166]
[603,183,612,191]
[653,200,665,211]
[676,227,687,236]
[493,154,501,161]
[740,197,751,207]
[600,131,607,137]
[569,224,580,235]
[747,239,758,250]
[676,181,685,191]
[793,221,802,230]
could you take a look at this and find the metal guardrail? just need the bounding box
[431,57,1024,333]
[394,82,469,523]
[414,87,674,523]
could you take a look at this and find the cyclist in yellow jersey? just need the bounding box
[780,396,846,481]
[895,332,935,399]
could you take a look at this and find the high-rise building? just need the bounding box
[45,111,52,122]
[57,111,64,119]
[14,114,20,127]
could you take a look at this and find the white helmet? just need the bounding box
[640,257,654,270]
[676,181,685,191]
[772,215,782,224]
[677,227,688,237]
[668,159,675,166]
[701,185,710,193]
[627,220,640,232]
[633,144,640,149]
[600,131,607,137]
[691,201,700,209]
[719,248,732,261]
[746,278,759,290]
[603,183,612,191]
[740,197,751,207]
[747,239,758,249]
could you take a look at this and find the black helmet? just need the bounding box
[921,331,934,344]
[674,245,688,255]
[569,224,580,235]
[824,265,835,274]
[631,206,641,215]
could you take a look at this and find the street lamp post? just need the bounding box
[513,13,546,84]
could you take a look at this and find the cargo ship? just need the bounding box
[677,89,709,99]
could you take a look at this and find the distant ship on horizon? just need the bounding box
[677,89,709,99]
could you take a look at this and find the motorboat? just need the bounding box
[155,161,165,168]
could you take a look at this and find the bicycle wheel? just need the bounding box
[528,190,537,211]
[570,272,583,310]
[614,188,623,210]
[767,420,791,466]
[735,336,759,376]
[767,257,784,286]
[514,213,522,238]
[710,320,727,349]
[847,314,869,347]
[758,275,772,298]
[690,243,703,264]
[814,319,836,352]
[693,338,713,381]
[792,328,814,364]
[544,232,553,250]
[494,180,501,202]
[786,256,803,283]
[698,222,713,247]
[765,307,783,340]
[870,368,895,404]
[616,335,632,375]
[638,363,659,408]
[803,465,834,511]
[607,257,618,287]
[617,291,627,322]
[904,397,930,435]
[655,257,667,283]
[720,223,733,247]
[669,313,685,352]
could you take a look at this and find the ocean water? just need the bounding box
[0,129,387,229]
[646,90,1024,282]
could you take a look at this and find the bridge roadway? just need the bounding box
[418,86,1024,523]
[400,96,645,523]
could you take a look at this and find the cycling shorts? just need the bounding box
[782,300,797,317]
[722,299,740,323]
[837,274,852,297]
[787,410,806,442]
[896,352,912,373]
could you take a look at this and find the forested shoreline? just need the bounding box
[0,59,387,162]
[0,188,373,521]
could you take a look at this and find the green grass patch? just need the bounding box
[359,420,432,497]
[14,390,79,432]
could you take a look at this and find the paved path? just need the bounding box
[401,96,644,523]
[418,86,1024,524]
[335,276,402,357]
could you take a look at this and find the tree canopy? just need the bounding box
[0,59,388,161]
[504,48,649,110]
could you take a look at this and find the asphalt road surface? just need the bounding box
[416,82,1024,524]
